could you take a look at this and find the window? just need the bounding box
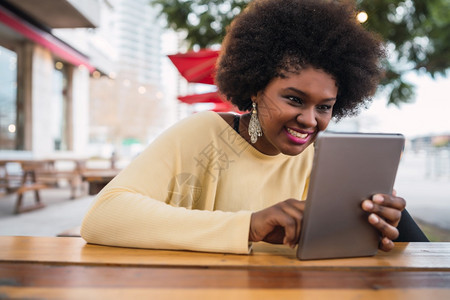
[0,46,18,150]
[53,62,70,151]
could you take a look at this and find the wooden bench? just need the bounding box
[0,161,22,194]
[15,183,47,214]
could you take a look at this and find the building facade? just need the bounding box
[88,0,169,158]
[0,0,100,158]
[0,0,179,160]
[115,0,162,86]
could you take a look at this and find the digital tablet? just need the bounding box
[297,131,405,260]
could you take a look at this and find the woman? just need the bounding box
[81,0,416,254]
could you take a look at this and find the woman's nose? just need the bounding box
[296,108,317,128]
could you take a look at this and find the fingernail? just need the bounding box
[363,200,373,210]
[373,194,384,204]
[369,214,379,224]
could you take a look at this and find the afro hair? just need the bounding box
[215,0,385,119]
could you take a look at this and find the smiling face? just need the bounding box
[252,67,338,156]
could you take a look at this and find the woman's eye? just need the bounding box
[287,96,303,105]
[317,105,332,112]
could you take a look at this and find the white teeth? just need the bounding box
[287,128,308,139]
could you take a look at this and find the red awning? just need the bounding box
[168,49,219,85]
[169,49,242,113]
[178,92,242,113]
[177,92,225,104]
[210,102,236,113]
[0,6,95,73]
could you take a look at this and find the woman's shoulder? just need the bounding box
[216,112,237,128]
[189,111,236,123]
[157,111,232,140]
[141,111,228,157]
[172,111,236,130]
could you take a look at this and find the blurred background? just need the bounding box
[0,0,449,240]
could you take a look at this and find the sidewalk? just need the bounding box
[0,149,448,240]
[393,150,450,232]
[0,187,93,236]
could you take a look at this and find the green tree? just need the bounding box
[153,0,247,48]
[357,0,450,105]
[152,0,450,106]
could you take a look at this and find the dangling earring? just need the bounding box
[248,102,262,144]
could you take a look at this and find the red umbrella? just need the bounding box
[168,49,219,85]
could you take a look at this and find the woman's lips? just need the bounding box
[285,127,313,144]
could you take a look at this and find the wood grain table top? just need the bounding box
[1,236,449,299]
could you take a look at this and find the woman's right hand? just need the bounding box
[249,199,305,248]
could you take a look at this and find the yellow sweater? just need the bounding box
[81,111,314,254]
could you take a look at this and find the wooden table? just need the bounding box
[0,158,88,213]
[81,169,120,195]
[0,236,449,299]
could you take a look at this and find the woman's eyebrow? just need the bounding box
[285,87,337,101]
[285,87,307,96]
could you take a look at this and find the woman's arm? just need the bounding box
[81,188,252,253]
[81,112,253,254]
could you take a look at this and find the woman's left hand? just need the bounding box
[361,190,406,252]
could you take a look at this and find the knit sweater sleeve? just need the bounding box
[80,112,252,254]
